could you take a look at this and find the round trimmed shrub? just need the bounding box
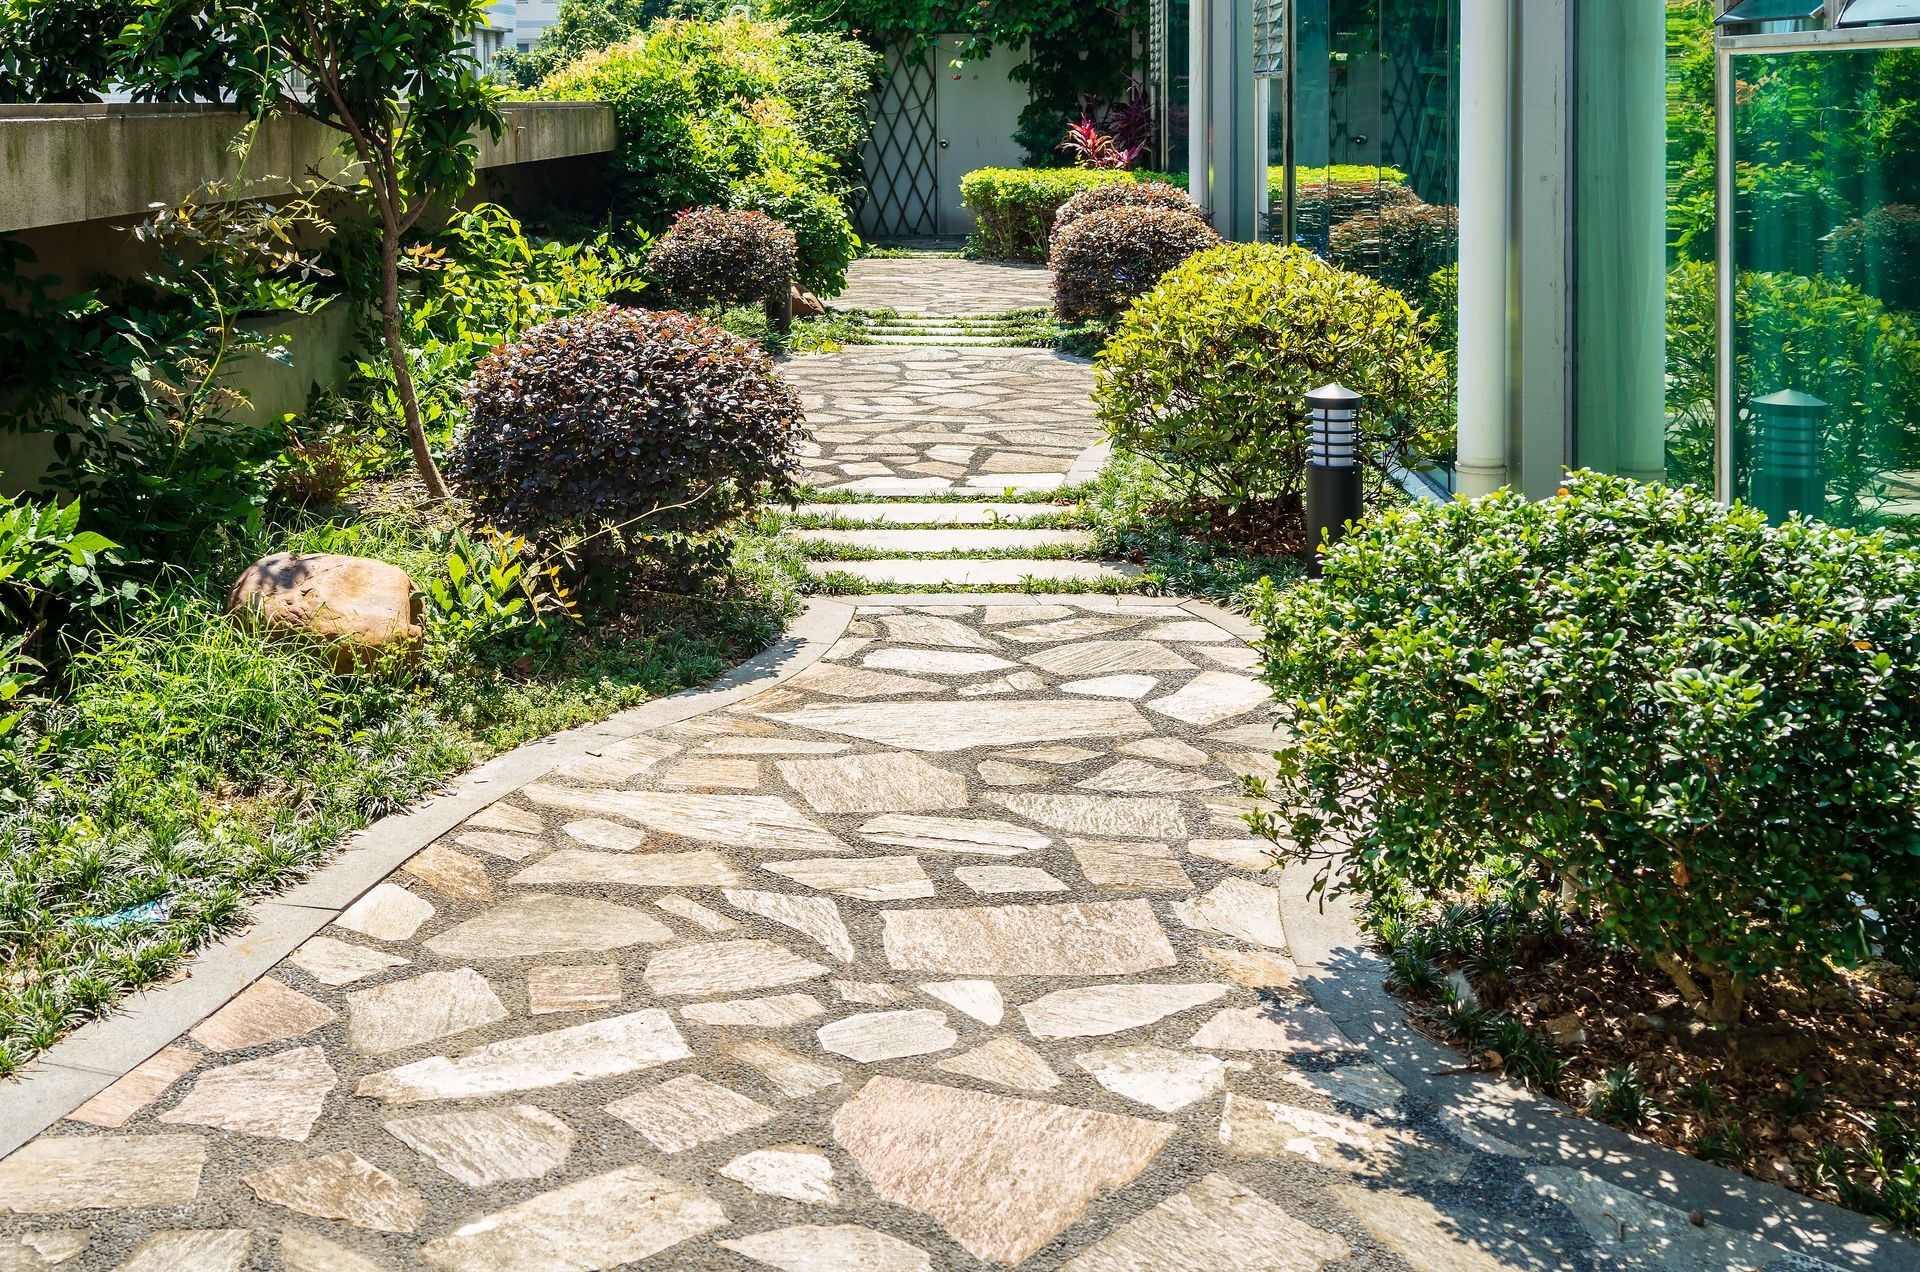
[447,306,806,548]
[1051,180,1205,242]
[646,207,797,307]
[1250,472,1920,1022]
[1094,243,1448,508]
[1050,204,1221,323]
[730,167,860,296]
[1328,202,1459,299]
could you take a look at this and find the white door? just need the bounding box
[933,36,1033,237]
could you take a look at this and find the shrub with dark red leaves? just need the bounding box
[1050,179,1206,247]
[1823,204,1920,313]
[1050,204,1221,323]
[1328,202,1459,300]
[447,306,806,554]
[645,206,797,307]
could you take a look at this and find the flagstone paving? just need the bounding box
[833,257,1054,316]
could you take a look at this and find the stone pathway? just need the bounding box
[833,257,1052,316]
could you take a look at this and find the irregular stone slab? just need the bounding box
[189,977,337,1053]
[719,1224,932,1272]
[606,1073,779,1153]
[818,1010,957,1062]
[401,845,493,901]
[464,801,543,835]
[277,1230,388,1272]
[883,900,1177,977]
[1075,1045,1241,1113]
[995,615,1144,643]
[1219,1093,1402,1170]
[645,938,831,997]
[385,1105,577,1188]
[1148,671,1271,726]
[1078,759,1228,794]
[683,992,826,1028]
[347,969,508,1056]
[424,892,674,960]
[777,752,967,815]
[1188,838,1275,870]
[357,1010,692,1104]
[158,1045,336,1140]
[1280,1066,1406,1116]
[417,1166,726,1271]
[861,648,1018,677]
[719,1148,838,1204]
[703,737,851,756]
[1020,983,1230,1041]
[520,783,849,855]
[549,734,681,784]
[875,612,998,649]
[722,890,857,963]
[66,1045,198,1129]
[509,847,741,889]
[286,935,406,987]
[990,791,1186,840]
[1061,1172,1348,1272]
[1196,644,1263,670]
[1174,879,1288,949]
[1061,674,1159,699]
[333,883,433,942]
[975,760,1051,787]
[934,1036,1059,1092]
[1024,641,1195,676]
[562,817,647,851]
[1189,1004,1357,1056]
[954,864,1069,895]
[763,856,936,902]
[243,1150,423,1234]
[1201,946,1299,990]
[958,670,1051,697]
[831,1076,1173,1265]
[834,980,913,1006]
[1117,736,1211,766]
[455,831,544,860]
[727,1040,845,1099]
[526,963,622,1015]
[789,662,949,699]
[763,699,1150,753]
[1067,838,1195,892]
[0,1134,206,1213]
[114,1230,250,1271]
[1137,619,1236,643]
[656,894,738,933]
[659,757,761,789]
[0,1230,87,1267]
[992,744,1103,765]
[860,814,1048,856]
[919,980,1004,1026]
[797,528,1092,553]
[983,603,1077,622]
[1324,1184,1522,1272]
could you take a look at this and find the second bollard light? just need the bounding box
[1305,382,1364,579]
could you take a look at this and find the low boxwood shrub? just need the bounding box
[447,306,806,558]
[1051,179,1205,242]
[1094,242,1448,510]
[1328,202,1459,299]
[1249,472,1920,1023]
[730,166,859,296]
[646,207,798,307]
[960,167,1138,263]
[1050,204,1220,323]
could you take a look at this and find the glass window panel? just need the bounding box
[1837,0,1920,27]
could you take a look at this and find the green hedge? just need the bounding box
[960,168,1139,262]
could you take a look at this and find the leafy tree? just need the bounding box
[0,0,228,102]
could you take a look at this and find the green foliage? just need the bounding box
[728,168,859,295]
[492,0,674,88]
[1810,1107,1920,1235]
[1049,204,1219,324]
[648,207,798,306]
[771,28,885,171]
[1289,167,1418,249]
[0,0,226,103]
[0,492,123,657]
[422,527,576,665]
[1095,242,1448,509]
[1823,204,1920,314]
[1249,472,1920,1023]
[1327,202,1459,300]
[960,167,1138,263]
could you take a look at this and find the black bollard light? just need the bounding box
[1305,383,1365,578]
[1748,388,1828,524]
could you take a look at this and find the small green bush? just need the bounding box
[1050,204,1220,323]
[646,207,797,307]
[730,167,859,296]
[1328,202,1459,299]
[1249,472,1920,1023]
[1050,179,1205,243]
[1094,243,1448,509]
[447,306,806,552]
[960,167,1138,262]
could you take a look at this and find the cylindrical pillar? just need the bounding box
[1305,383,1365,577]
[1455,0,1511,497]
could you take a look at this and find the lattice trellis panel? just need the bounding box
[1381,0,1458,204]
[857,44,939,241]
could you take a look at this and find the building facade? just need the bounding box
[1165,0,1920,528]
[516,0,561,54]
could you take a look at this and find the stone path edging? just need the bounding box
[0,598,858,1160]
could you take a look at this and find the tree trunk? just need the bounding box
[380,224,451,502]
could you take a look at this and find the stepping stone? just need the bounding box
[1024,641,1194,676]
[425,893,674,960]
[1174,879,1288,949]
[416,1166,725,1271]
[719,1147,838,1204]
[563,818,647,851]
[882,900,1177,976]
[1075,1045,1242,1113]
[830,1075,1174,1265]
[357,1010,691,1104]
[401,845,493,901]
[659,757,761,789]
[1061,674,1159,699]
[861,648,1018,675]
[860,814,1049,856]
[333,883,433,942]
[526,963,622,1015]
[1218,1093,1405,1171]
[606,1073,778,1153]
[958,671,1049,697]
[1019,984,1230,1040]
[66,1045,199,1129]
[682,992,826,1028]
[810,560,1135,586]
[278,1230,386,1272]
[792,501,1053,525]
[384,1105,577,1187]
[1201,947,1299,990]
[954,864,1069,895]
[702,737,850,756]
[762,856,936,902]
[1117,736,1211,766]
[727,1039,845,1098]
[509,847,742,889]
[114,1231,251,1271]
[454,831,544,859]
[1196,643,1263,670]
[644,938,831,997]
[1148,671,1271,726]
[976,760,1050,786]
[1061,1173,1349,1271]
[994,744,1103,765]
[656,894,738,933]
[765,699,1150,752]
[464,801,543,834]
[286,936,406,987]
[788,662,948,699]
[0,1134,206,1213]
[1067,838,1195,892]
[1189,1004,1360,1057]
[935,1036,1060,1092]
[0,1231,87,1266]
[817,1009,957,1062]
[875,612,998,649]
[722,890,857,961]
[834,980,914,1005]
[995,615,1144,643]
[1324,1185,1519,1272]
[1137,619,1237,643]
[520,784,849,855]
[1282,1066,1406,1116]
[549,735,681,784]
[189,978,336,1054]
[791,528,1093,551]
[1189,839,1275,870]
[1078,758,1228,794]
[984,604,1078,623]
[989,791,1186,839]
[155,1043,335,1140]
[918,979,1005,1025]
[719,1224,932,1272]
[242,1150,423,1234]
[777,752,967,814]
[347,969,508,1055]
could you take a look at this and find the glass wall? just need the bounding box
[1156,0,1192,176]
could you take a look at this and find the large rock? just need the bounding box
[793,284,826,317]
[227,552,423,669]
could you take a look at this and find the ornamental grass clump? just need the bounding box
[1249,472,1920,1024]
[1050,204,1220,324]
[646,207,797,308]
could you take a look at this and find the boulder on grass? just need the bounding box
[227,552,423,670]
[792,284,826,317]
